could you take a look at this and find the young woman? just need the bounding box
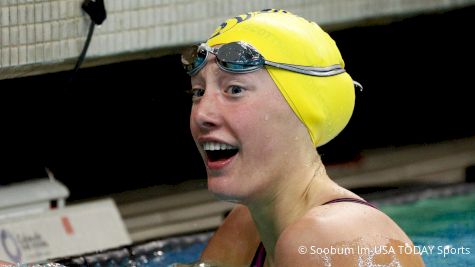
[182,9,425,267]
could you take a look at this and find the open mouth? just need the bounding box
[203,142,239,162]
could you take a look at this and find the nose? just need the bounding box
[191,89,220,131]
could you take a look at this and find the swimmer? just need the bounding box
[182,9,425,267]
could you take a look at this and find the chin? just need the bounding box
[211,192,244,204]
[207,177,247,203]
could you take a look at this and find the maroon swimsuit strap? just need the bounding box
[322,197,377,209]
[250,242,266,267]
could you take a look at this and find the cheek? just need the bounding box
[234,103,291,149]
[189,115,197,138]
[189,125,197,146]
[245,103,306,159]
[189,108,200,139]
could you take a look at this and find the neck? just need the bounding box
[246,156,332,260]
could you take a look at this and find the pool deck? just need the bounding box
[110,136,475,243]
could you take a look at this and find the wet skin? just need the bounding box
[190,56,425,266]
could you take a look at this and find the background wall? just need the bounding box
[1,0,474,79]
[1,3,474,201]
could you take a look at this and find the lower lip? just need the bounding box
[206,155,236,170]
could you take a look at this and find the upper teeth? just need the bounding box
[203,142,237,151]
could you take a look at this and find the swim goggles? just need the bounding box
[181,41,346,77]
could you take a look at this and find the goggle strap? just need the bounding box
[264,61,346,77]
[353,80,363,91]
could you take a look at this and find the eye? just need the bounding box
[188,88,205,101]
[224,85,244,96]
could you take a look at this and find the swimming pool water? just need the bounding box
[379,192,475,267]
[45,190,474,267]
[51,232,211,267]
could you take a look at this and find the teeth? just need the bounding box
[203,142,237,151]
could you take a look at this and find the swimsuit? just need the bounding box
[250,242,267,267]
[249,198,376,267]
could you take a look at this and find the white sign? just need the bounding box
[0,198,131,264]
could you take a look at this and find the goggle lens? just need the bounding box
[181,45,208,75]
[182,42,265,75]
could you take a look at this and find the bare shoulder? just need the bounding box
[200,204,260,266]
[275,202,425,266]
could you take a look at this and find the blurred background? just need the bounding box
[1,3,474,201]
[1,1,474,265]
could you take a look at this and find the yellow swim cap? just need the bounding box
[207,9,355,147]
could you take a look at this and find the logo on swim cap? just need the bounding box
[209,9,289,39]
